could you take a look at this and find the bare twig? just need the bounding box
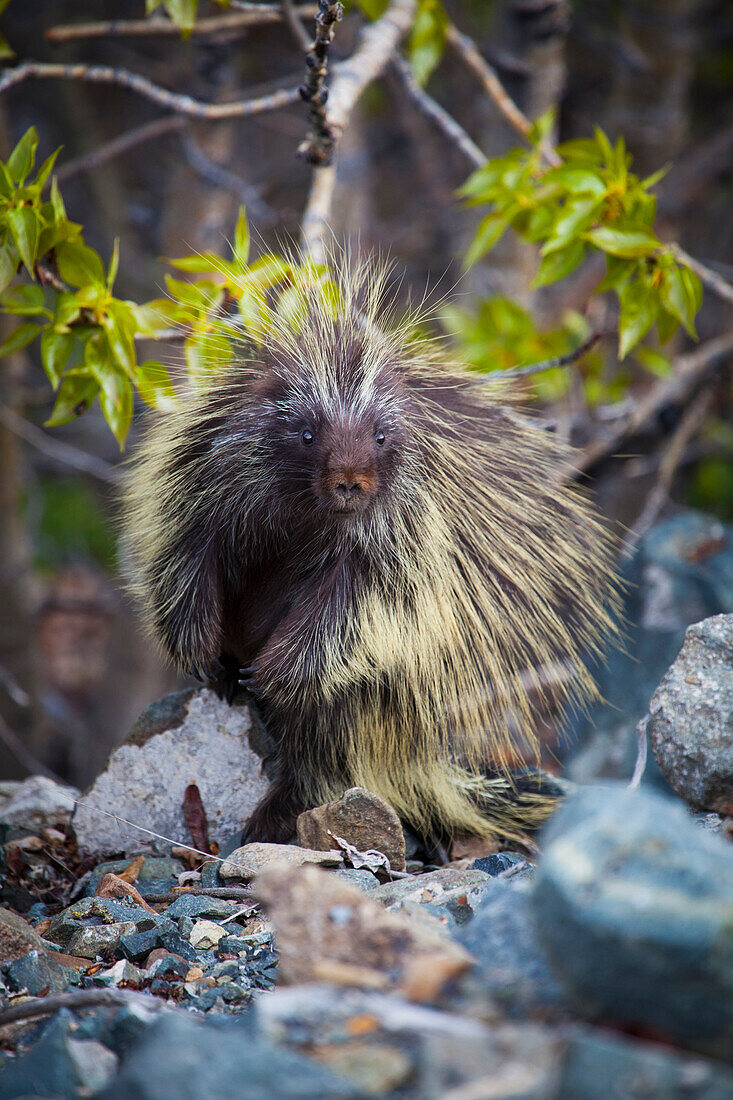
[180,134,278,225]
[298,1,344,166]
[391,55,486,169]
[0,714,64,782]
[576,331,733,475]
[489,332,600,381]
[57,116,189,183]
[0,62,300,120]
[628,717,648,790]
[0,664,30,708]
[282,0,312,51]
[301,0,417,258]
[141,886,255,903]
[0,406,120,484]
[444,23,560,167]
[0,988,165,1028]
[45,6,318,41]
[621,387,714,558]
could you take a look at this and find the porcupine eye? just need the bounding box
[376,430,385,446]
[302,429,314,446]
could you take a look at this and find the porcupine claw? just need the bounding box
[238,665,259,694]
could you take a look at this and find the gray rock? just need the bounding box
[557,1029,733,1100]
[97,1012,366,1099]
[371,867,491,911]
[67,921,139,959]
[296,787,407,872]
[5,950,77,995]
[456,877,567,1016]
[335,868,380,890]
[0,906,45,962]
[0,775,79,827]
[0,1011,117,1098]
[46,896,159,948]
[73,689,270,856]
[85,856,185,895]
[533,784,733,1060]
[220,842,343,879]
[568,511,733,785]
[649,614,733,813]
[164,895,242,920]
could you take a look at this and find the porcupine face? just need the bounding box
[262,365,403,519]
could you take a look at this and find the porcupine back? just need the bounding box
[124,259,620,841]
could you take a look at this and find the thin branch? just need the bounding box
[0,664,30,708]
[45,6,318,41]
[444,22,560,167]
[0,62,301,120]
[0,988,166,1028]
[620,386,714,558]
[391,55,486,170]
[298,1,344,167]
[0,406,120,485]
[57,116,189,183]
[489,332,600,381]
[180,134,278,225]
[282,0,313,52]
[0,714,64,783]
[576,330,733,475]
[300,0,417,258]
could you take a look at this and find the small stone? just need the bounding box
[6,949,76,995]
[0,1013,116,1098]
[219,842,343,879]
[189,920,227,949]
[121,926,163,962]
[648,613,733,813]
[255,863,473,1003]
[164,895,242,921]
[334,868,380,890]
[0,775,79,827]
[73,688,271,857]
[296,787,407,872]
[472,851,528,876]
[94,959,146,986]
[370,867,491,911]
[185,966,204,981]
[0,906,45,962]
[67,921,139,959]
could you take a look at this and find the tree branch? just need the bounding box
[390,55,486,170]
[0,62,301,120]
[670,244,733,309]
[0,406,121,484]
[282,0,312,51]
[56,116,189,183]
[298,1,344,167]
[0,988,166,1028]
[444,22,560,167]
[45,6,318,41]
[488,332,600,380]
[300,0,417,258]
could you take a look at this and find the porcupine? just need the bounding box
[124,259,619,845]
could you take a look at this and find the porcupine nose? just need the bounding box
[335,479,362,502]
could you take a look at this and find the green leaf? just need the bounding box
[355,0,388,17]
[532,240,586,288]
[107,238,120,291]
[7,127,38,184]
[656,307,679,345]
[33,148,61,192]
[50,176,66,222]
[464,212,510,267]
[0,240,17,294]
[166,252,227,274]
[85,334,133,447]
[640,164,670,190]
[0,283,48,316]
[134,297,188,336]
[53,291,82,330]
[0,160,13,199]
[40,327,74,387]
[584,226,659,259]
[45,368,100,426]
[634,346,672,378]
[541,197,601,255]
[0,321,39,357]
[408,0,448,87]
[103,300,137,375]
[528,109,555,147]
[0,32,15,61]
[163,0,198,33]
[238,285,270,341]
[233,206,250,269]
[135,360,177,411]
[596,254,634,294]
[7,206,39,273]
[56,240,106,288]
[618,280,658,358]
[659,265,698,337]
[184,328,232,377]
[246,254,292,288]
[544,167,606,197]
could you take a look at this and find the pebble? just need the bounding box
[0,905,45,961]
[189,920,228,949]
[296,787,407,872]
[219,842,343,879]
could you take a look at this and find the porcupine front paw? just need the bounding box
[189,655,243,705]
[243,779,306,844]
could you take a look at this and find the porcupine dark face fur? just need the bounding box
[261,366,403,520]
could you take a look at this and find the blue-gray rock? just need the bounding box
[472,851,528,876]
[46,895,160,949]
[648,614,733,814]
[97,1013,366,1099]
[335,868,380,890]
[568,511,733,784]
[164,895,241,921]
[0,1010,117,1098]
[455,877,566,1015]
[66,920,139,959]
[370,867,491,912]
[533,784,733,1060]
[85,856,184,896]
[557,1029,733,1100]
[5,950,77,995]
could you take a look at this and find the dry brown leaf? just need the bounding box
[117,854,146,884]
[182,783,211,854]
[95,872,157,914]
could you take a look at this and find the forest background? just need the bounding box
[0,0,731,790]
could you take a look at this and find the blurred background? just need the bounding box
[0,0,731,790]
